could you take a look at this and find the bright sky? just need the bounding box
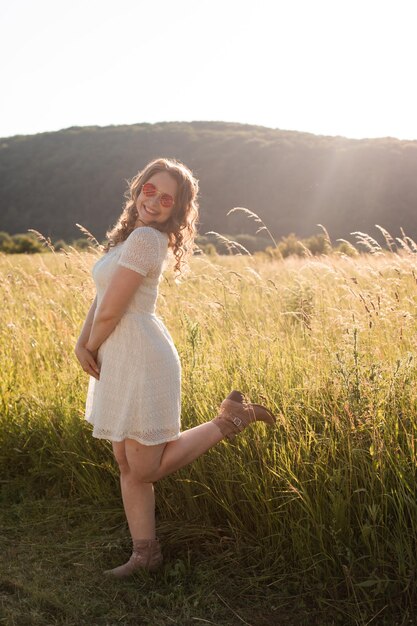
[1,0,416,140]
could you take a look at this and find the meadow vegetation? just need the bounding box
[0,226,352,257]
[1,227,417,625]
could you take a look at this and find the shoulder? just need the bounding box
[126,226,158,242]
[121,227,168,266]
[130,226,169,254]
[126,226,167,245]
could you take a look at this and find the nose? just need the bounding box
[148,194,160,208]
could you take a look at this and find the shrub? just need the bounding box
[53,239,68,252]
[71,238,91,250]
[7,233,44,254]
[0,231,13,252]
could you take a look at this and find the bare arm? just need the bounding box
[74,295,101,379]
[76,295,98,348]
[85,265,145,352]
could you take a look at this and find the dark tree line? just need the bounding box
[1,121,416,245]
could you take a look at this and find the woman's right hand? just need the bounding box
[74,343,101,380]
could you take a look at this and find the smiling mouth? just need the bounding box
[141,203,158,216]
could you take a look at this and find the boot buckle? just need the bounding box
[232,416,243,429]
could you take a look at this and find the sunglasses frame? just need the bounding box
[141,182,175,209]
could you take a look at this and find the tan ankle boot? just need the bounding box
[212,390,277,441]
[103,538,163,577]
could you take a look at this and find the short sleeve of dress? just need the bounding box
[117,227,159,277]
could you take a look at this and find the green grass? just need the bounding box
[2,243,417,625]
[1,498,320,626]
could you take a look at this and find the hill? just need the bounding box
[1,121,416,244]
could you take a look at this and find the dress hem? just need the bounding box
[90,431,182,446]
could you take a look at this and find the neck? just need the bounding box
[135,218,152,228]
[136,219,164,233]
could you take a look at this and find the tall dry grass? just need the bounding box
[1,227,417,622]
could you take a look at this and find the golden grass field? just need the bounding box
[1,236,417,625]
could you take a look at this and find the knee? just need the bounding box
[123,439,164,483]
[128,466,159,483]
[117,457,158,482]
[116,459,149,481]
[117,458,131,476]
[112,442,130,476]
[113,442,158,480]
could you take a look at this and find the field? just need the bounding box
[1,238,417,626]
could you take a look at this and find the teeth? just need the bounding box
[142,204,157,216]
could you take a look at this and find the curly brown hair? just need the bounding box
[103,157,199,275]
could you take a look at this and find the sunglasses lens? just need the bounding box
[142,183,174,208]
[142,183,156,196]
[160,195,174,208]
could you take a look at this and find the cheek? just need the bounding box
[165,206,175,219]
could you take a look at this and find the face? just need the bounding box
[135,171,178,227]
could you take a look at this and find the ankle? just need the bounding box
[132,536,157,545]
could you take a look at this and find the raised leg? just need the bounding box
[151,422,224,480]
[124,421,224,484]
[123,390,277,484]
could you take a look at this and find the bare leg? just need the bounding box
[119,472,156,540]
[154,422,223,480]
[112,441,163,541]
[145,390,276,482]
[105,394,275,575]
[104,424,224,576]
[112,423,221,539]
[124,422,224,484]
[104,462,163,576]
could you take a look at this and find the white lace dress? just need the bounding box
[84,226,182,445]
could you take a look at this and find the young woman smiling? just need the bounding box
[75,157,277,577]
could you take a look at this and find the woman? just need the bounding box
[75,157,276,577]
